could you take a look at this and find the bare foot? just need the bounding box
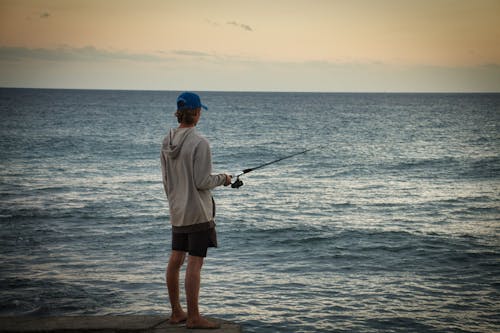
[186,316,221,329]
[169,310,187,324]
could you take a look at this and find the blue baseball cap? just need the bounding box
[176,92,208,111]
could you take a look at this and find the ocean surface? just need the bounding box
[0,88,499,332]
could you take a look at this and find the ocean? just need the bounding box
[0,88,499,332]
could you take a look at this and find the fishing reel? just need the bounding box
[231,176,244,189]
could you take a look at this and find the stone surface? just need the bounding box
[0,315,242,333]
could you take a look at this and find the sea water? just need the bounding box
[0,89,499,332]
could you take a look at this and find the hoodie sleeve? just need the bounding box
[193,138,226,190]
[160,150,168,196]
[160,134,172,197]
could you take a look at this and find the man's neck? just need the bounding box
[179,124,195,128]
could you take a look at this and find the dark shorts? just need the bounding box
[171,228,217,257]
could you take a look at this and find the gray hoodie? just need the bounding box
[161,128,226,232]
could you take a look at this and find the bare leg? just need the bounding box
[185,255,220,329]
[166,250,187,324]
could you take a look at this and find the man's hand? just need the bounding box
[224,174,232,186]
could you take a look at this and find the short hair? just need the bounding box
[175,107,200,124]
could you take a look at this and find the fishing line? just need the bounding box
[231,145,325,188]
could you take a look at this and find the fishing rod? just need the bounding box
[231,146,324,188]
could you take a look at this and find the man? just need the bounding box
[160,92,231,329]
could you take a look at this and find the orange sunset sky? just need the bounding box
[1,0,499,92]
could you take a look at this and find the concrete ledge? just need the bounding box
[0,315,242,333]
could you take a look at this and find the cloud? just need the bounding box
[0,46,169,63]
[227,21,253,32]
[206,19,253,32]
[172,50,211,57]
[205,19,219,27]
[0,45,221,64]
[2,45,499,92]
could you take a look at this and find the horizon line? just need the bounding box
[1,86,499,94]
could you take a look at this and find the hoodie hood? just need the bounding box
[164,127,194,159]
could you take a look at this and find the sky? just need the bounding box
[1,0,499,92]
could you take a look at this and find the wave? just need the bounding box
[380,155,500,180]
[387,156,461,170]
